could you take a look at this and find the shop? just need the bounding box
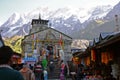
[72,49,90,66]
[90,32,120,79]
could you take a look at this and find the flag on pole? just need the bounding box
[31,34,37,49]
[59,33,63,49]
[34,34,38,49]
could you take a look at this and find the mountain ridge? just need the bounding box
[0,4,118,39]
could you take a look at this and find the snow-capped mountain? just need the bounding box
[104,2,120,20]
[72,1,120,40]
[71,39,89,49]
[0,5,114,38]
[88,5,112,20]
[0,12,30,38]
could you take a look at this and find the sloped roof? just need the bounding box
[89,40,94,47]
[99,32,113,40]
[93,38,99,46]
[23,27,72,41]
[89,31,120,49]
[96,31,120,48]
[94,38,99,43]
[49,27,72,39]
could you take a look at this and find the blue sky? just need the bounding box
[0,0,120,23]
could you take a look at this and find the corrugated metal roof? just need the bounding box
[96,31,120,48]
[100,32,113,39]
[93,37,99,44]
[89,40,94,47]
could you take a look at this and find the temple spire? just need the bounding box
[39,13,41,20]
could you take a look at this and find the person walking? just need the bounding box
[76,64,84,80]
[64,64,68,80]
[69,60,77,80]
[19,63,35,80]
[43,69,48,80]
[59,49,65,61]
[29,64,33,70]
[34,62,43,80]
[60,60,65,80]
[49,61,55,77]
[60,68,65,80]
[0,46,24,80]
[42,59,48,70]
[49,47,54,61]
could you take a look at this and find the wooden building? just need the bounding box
[88,32,120,79]
[72,48,90,66]
[74,31,120,79]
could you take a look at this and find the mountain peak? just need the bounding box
[1,4,118,38]
[104,1,120,20]
[7,12,20,25]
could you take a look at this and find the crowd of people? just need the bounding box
[0,45,117,80]
[0,46,25,80]
[66,60,117,80]
[0,46,49,80]
[0,45,68,80]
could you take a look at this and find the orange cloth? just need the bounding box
[101,52,113,64]
[91,50,96,61]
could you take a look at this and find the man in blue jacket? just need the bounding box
[0,46,24,80]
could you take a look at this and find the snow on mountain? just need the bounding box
[0,12,31,38]
[88,5,112,20]
[0,5,114,38]
[20,5,112,24]
[4,12,20,26]
[105,2,120,20]
[71,39,89,49]
[25,6,91,23]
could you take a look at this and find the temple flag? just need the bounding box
[59,34,62,45]
[31,34,37,49]
[59,33,64,49]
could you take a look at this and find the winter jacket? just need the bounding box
[0,66,24,80]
